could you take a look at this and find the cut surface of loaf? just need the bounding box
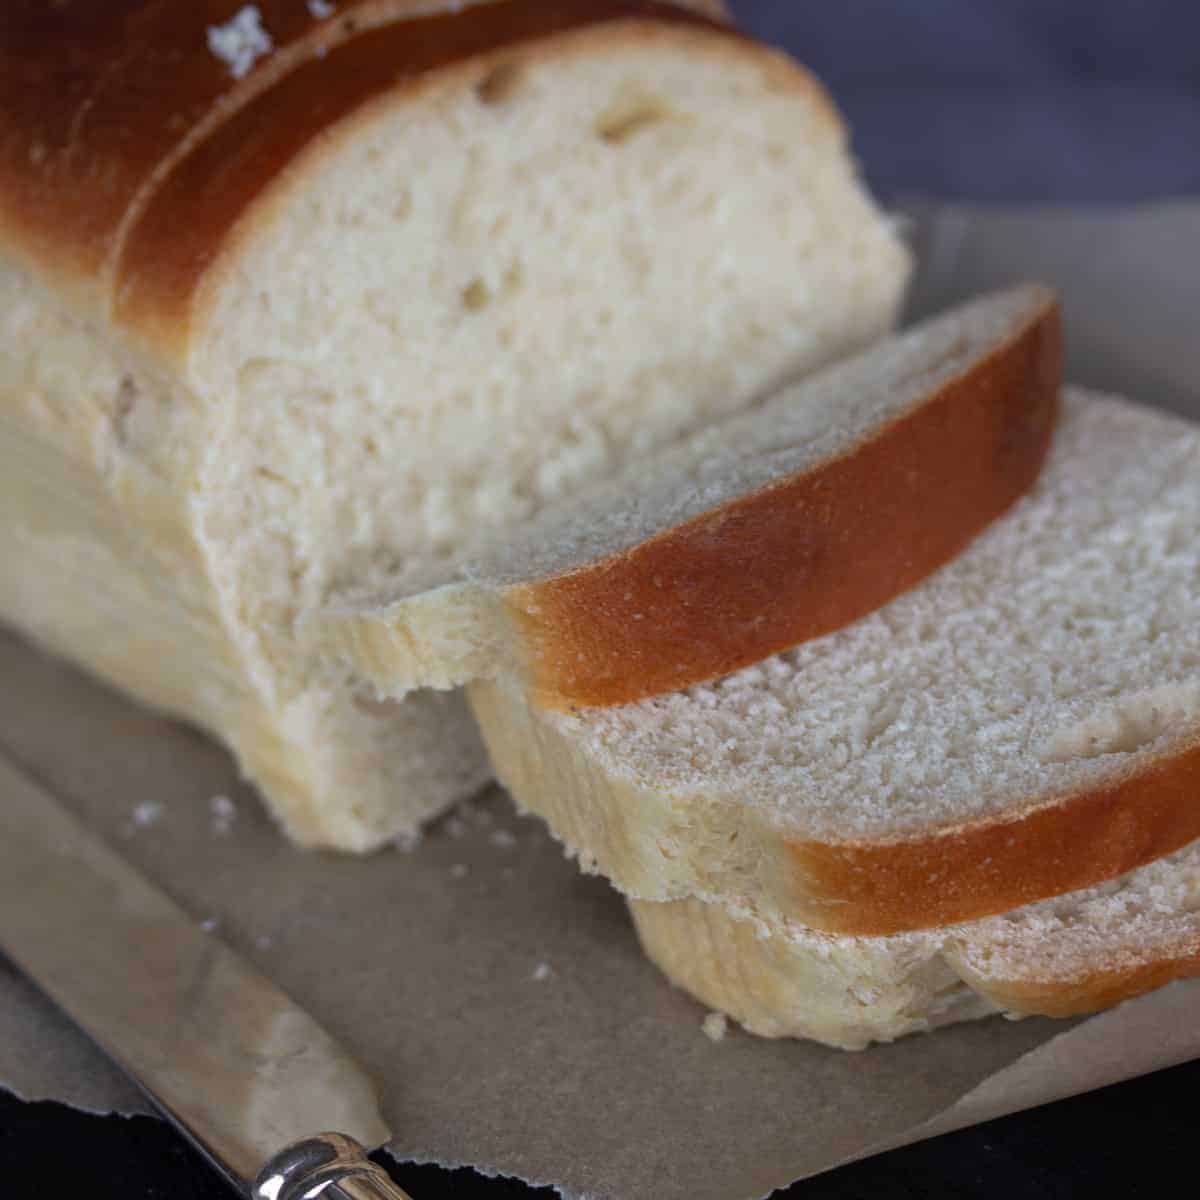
[322,286,1059,709]
[470,390,1200,928]
[630,838,1200,1050]
[0,2,908,849]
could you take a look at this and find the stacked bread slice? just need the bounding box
[343,284,1200,1047]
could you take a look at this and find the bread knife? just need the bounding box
[0,750,414,1198]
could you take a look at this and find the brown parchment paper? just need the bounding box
[2,201,1200,1199]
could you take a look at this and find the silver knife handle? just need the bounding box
[254,1133,415,1200]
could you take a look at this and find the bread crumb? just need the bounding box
[444,815,468,840]
[255,934,273,950]
[200,918,219,933]
[394,829,422,854]
[490,829,518,850]
[307,0,335,17]
[450,863,469,879]
[532,962,553,981]
[207,6,272,79]
[210,794,237,836]
[131,801,162,829]
[702,1012,728,1042]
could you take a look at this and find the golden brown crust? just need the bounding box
[506,298,1061,709]
[110,2,753,352]
[786,734,1200,936]
[976,940,1200,1018]
[0,0,353,300]
[0,1,735,323]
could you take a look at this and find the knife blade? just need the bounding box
[0,750,414,1198]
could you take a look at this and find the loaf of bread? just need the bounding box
[469,390,1200,932]
[322,286,1058,708]
[630,838,1200,1049]
[0,1,909,849]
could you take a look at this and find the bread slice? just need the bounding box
[629,837,1200,1049]
[470,390,1200,930]
[0,3,908,849]
[321,286,1059,709]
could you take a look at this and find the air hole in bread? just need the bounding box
[461,278,491,312]
[476,62,524,106]
[1040,684,1200,762]
[595,92,678,144]
[254,465,295,494]
[113,375,138,446]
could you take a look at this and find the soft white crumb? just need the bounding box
[307,0,335,17]
[490,829,518,850]
[210,794,237,836]
[532,962,553,982]
[207,6,272,79]
[200,918,219,933]
[444,816,468,840]
[450,863,469,879]
[131,801,162,829]
[393,829,423,854]
[702,1012,728,1042]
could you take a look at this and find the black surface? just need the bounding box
[2,1056,1198,1198]
[4,1,1199,1197]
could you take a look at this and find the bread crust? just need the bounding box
[470,679,1200,938]
[786,733,1200,935]
[504,296,1060,708]
[966,943,1200,1018]
[629,894,1200,1047]
[0,2,781,346]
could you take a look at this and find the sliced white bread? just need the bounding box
[630,839,1200,1049]
[321,286,1059,709]
[470,390,1200,932]
[0,2,908,850]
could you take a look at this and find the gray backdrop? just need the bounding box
[732,0,1200,203]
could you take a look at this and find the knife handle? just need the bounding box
[253,1133,415,1200]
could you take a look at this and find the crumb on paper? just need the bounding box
[444,815,468,840]
[702,1012,728,1043]
[490,829,518,850]
[207,6,273,79]
[532,962,553,982]
[394,829,423,854]
[210,794,237,836]
[131,800,162,829]
[308,0,336,17]
[200,917,219,933]
[450,863,469,879]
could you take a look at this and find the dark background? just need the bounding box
[3,2,1198,1196]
